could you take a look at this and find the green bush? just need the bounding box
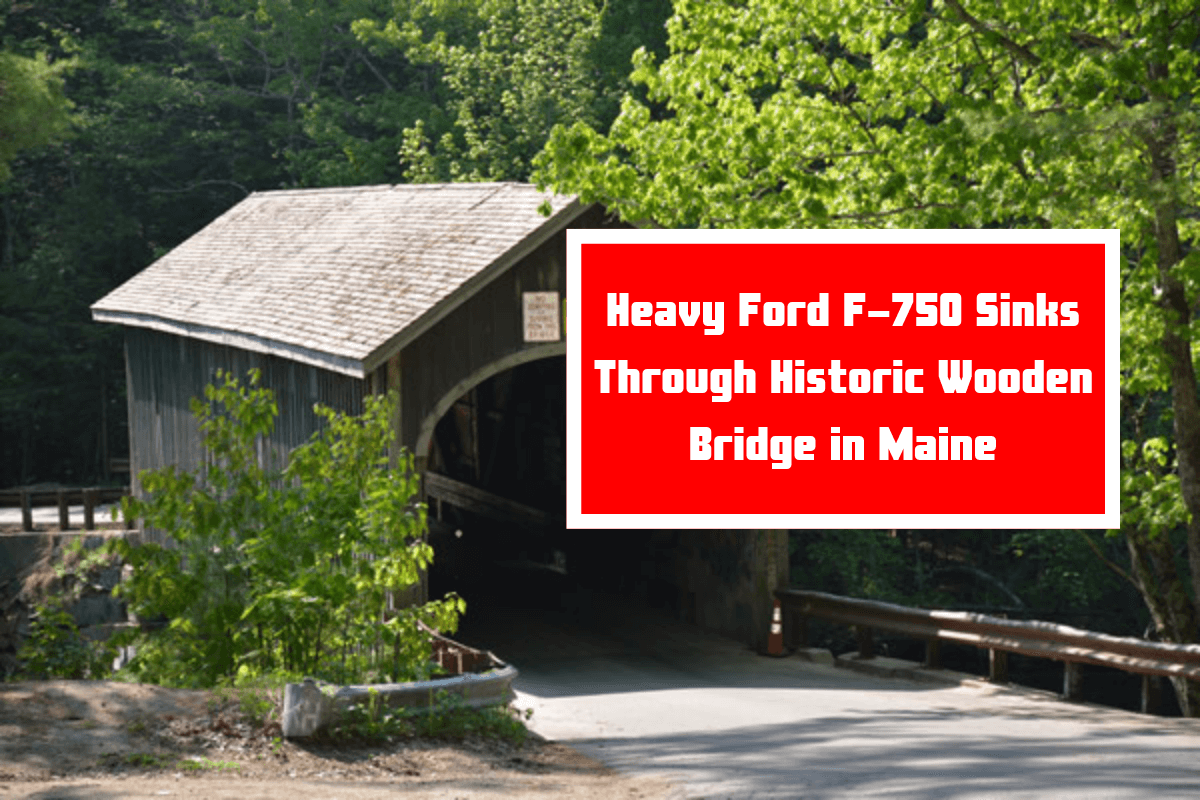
[109,369,463,688]
[16,599,116,680]
[328,688,532,745]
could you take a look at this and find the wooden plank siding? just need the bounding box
[124,327,364,512]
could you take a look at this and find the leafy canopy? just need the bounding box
[0,49,74,182]
[359,0,671,182]
[534,0,1199,548]
[536,0,1197,234]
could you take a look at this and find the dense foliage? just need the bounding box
[0,0,670,488]
[110,371,463,688]
[793,530,1140,627]
[0,49,73,183]
[536,0,1200,711]
[16,598,115,680]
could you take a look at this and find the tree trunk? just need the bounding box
[1125,529,1200,715]
[2,195,13,270]
[1143,60,1200,713]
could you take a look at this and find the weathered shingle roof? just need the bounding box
[91,183,582,378]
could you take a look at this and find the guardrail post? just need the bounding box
[1141,675,1163,715]
[856,625,875,659]
[786,608,808,649]
[989,648,1009,683]
[1062,661,1083,700]
[20,490,33,531]
[83,488,97,531]
[57,489,70,530]
[924,638,942,669]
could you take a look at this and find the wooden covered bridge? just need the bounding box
[90,182,787,649]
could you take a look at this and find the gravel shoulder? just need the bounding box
[0,680,674,800]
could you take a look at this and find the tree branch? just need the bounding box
[1069,30,1119,52]
[930,565,1025,607]
[1077,530,1137,588]
[356,50,395,93]
[941,0,1041,66]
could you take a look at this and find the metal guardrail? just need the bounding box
[0,486,132,531]
[777,589,1200,713]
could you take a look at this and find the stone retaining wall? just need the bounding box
[0,531,133,677]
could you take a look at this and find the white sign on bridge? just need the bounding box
[523,291,561,342]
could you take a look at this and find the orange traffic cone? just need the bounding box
[768,598,784,656]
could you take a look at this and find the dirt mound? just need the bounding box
[0,680,673,799]
[0,680,210,779]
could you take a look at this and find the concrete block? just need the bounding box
[70,594,126,628]
[281,664,520,738]
[282,679,334,738]
[835,652,982,686]
[0,535,50,585]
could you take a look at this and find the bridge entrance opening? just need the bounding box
[423,355,681,619]
[424,356,573,612]
[420,355,788,655]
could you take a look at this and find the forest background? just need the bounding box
[1,0,1196,706]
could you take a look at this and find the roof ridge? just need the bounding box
[248,181,550,198]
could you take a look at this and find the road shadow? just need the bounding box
[459,591,946,699]
[571,707,1200,799]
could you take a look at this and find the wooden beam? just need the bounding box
[83,488,97,531]
[20,490,32,532]
[856,625,875,659]
[57,489,70,530]
[0,487,129,508]
[423,471,563,530]
[989,647,1009,683]
[1063,660,1083,700]
[924,638,942,669]
[1141,674,1163,715]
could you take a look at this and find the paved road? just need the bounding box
[458,596,1200,800]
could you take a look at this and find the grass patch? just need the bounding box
[179,756,240,772]
[422,702,533,744]
[114,752,240,772]
[120,752,173,769]
[326,689,533,746]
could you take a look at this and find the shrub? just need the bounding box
[16,598,116,680]
[109,369,463,688]
[328,688,533,745]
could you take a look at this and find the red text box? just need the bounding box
[566,230,1119,529]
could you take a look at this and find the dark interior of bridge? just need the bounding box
[424,356,680,619]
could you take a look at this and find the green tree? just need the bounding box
[536,1,1200,712]
[112,370,462,687]
[178,0,442,187]
[0,0,672,487]
[359,0,672,182]
[0,1,75,181]
[0,0,431,487]
[0,49,74,182]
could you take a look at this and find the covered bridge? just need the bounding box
[90,182,788,650]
